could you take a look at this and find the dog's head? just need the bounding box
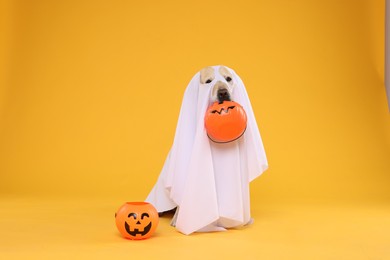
[200,66,235,103]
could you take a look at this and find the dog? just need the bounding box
[146,65,268,235]
[200,66,233,103]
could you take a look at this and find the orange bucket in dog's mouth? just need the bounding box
[204,101,247,143]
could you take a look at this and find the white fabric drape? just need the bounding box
[146,66,268,235]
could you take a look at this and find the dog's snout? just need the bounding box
[217,88,231,103]
[211,79,233,103]
[218,88,228,98]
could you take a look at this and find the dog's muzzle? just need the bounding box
[217,88,231,103]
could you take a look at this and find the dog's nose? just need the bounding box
[217,88,231,103]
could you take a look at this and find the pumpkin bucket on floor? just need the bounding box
[115,202,159,240]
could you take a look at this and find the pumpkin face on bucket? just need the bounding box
[115,202,159,240]
[204,101,247,143]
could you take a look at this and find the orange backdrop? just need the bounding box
[1,0,389,203]
[1,1,390,259]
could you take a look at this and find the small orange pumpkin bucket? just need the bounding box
[205,101,247,143]
[115,202,159,240]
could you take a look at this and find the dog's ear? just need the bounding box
[219,66,234,84]
[200,67,215,84]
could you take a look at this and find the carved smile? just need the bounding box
[211,106,235,114]
[124,221,152,236]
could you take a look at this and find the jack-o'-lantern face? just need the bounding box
[125,212,152,237]
[205,101,247,143]
[115,202,159,240]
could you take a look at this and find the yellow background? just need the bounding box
[1,0,389,259]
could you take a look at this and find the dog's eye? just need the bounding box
[226,77,232,82]
[205,79,212,84]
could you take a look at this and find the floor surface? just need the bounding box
[1,197,389,259]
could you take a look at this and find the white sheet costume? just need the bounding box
[146,65,268,235]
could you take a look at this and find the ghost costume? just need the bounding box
[146,65,268,235]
